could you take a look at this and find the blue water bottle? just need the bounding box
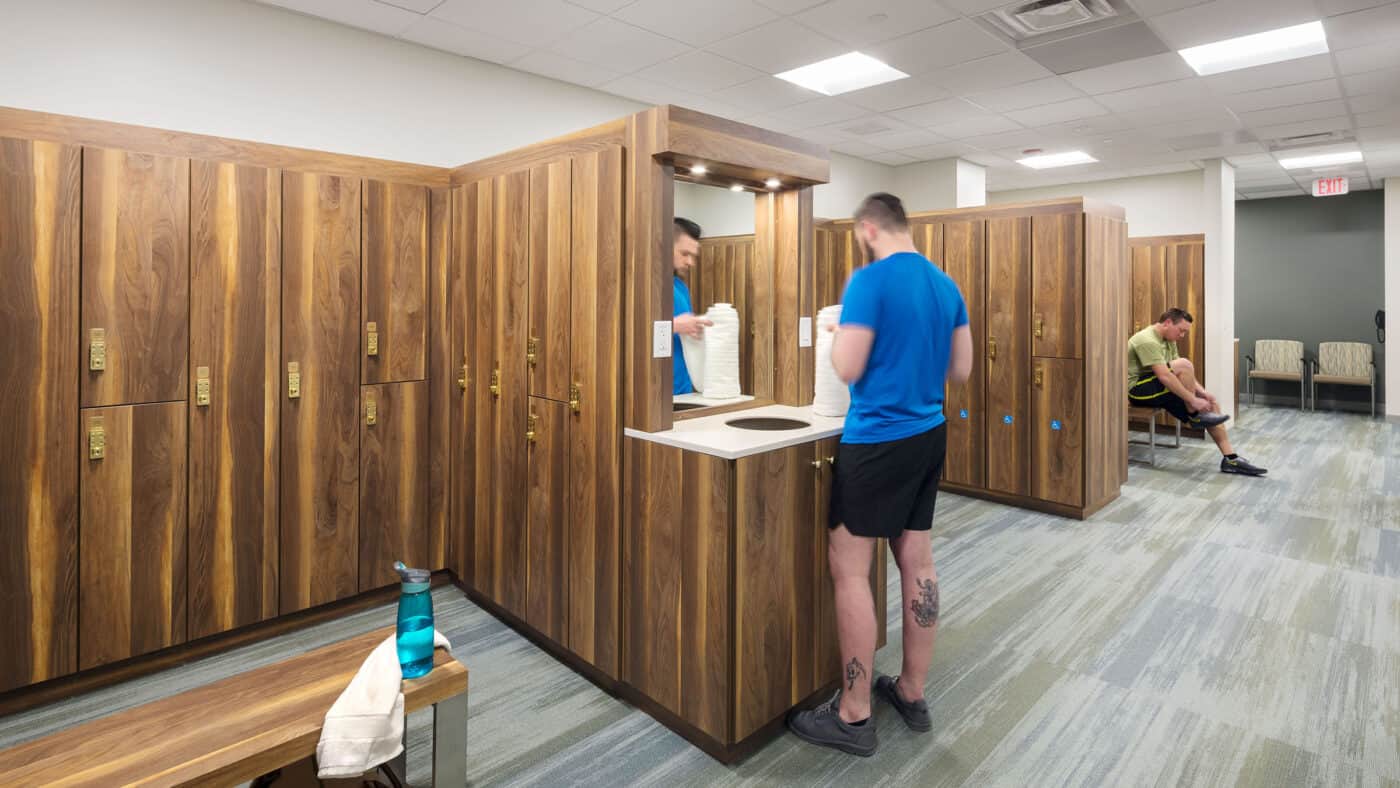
[394,561,435,679]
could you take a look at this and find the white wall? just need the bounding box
[815,154,895,220]
[674,181,755,238]
[1202,160,1236,421]
[989,170,1206,238]
[1387,177,1400,419]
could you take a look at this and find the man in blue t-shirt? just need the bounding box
[789,193,972,757]
[671,217,711,395]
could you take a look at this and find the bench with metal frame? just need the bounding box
[1128,406,1181,466]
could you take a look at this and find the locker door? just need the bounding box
[913,221,944,264]
[1130,245,1153,336]
[941,219,986,490]
[281,172,361,613]
[1170,241,1206,386]
[812,439,841,689]
[1031,213,1083,359]
[81,147,189,407]
[526,397,569,640]
[1031,358,1084,507]
[494,169,531,617]
[1148,246,1171,429]
[360,381,429,590]
[464,179,495,592]
[79,402,187,669]
[529,160,572,402]
[189,160,280,639]
[0,137,80,691]
[362,180,428,385]
[986,217,1031,497]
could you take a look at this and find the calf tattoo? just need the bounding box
[911,578,940,628]
[845,657,867,690]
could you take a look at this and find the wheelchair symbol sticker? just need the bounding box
[1051,419,1062,431]
[1003,415,1013,425]
[959,409,968,419]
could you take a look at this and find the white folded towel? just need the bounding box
[813,304,849,417]
[701,303,742,400]
[316,629,453,779]
[680,329,706,393]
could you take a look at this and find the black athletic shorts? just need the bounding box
[829,423,947,539]
[1127,374,1193,423]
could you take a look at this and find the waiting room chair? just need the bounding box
[1310,341,1376,417]
[1246,339,1305,411]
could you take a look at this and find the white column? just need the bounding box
[894,158,986,212]
[1386,177,1399,419]
[1202,159,1236,420]
[955,159,987,207]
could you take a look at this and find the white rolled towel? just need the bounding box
[680,329,706,393]
[813,304,849,417]
[701,303,742,400]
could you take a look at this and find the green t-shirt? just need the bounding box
[1127,325,1178,388]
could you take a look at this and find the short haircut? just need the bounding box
[854,192,909,232]
[674,217,702,242]
[1160,307,1193,324]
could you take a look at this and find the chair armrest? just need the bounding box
[1245,355,1255,372]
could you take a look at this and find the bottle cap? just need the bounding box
[394,561,431,592]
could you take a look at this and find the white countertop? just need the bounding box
[672,392,756,407]
[625,403,844,460]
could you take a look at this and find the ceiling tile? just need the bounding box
[635,51,763,93]
[431,0,599,46]
[1319,0,1400,16]
[1356,107,1400,127]
[1062,52,1197,95]
[755,0,827,12]
[1203,54,1337,94]
[930,51,1055,94]
[1343,67,1400,96]
[1133,110,1243,138]
[1022,21,1171,75]
[1006,97,1110,126]
[1148,0,1321,50]
[379,0,446,12]
[510,50,622,86]
[1112,101,1235,128]
[267,0,421,35]
[400,16,532,62]
[888,97,990,127]
[709,77,819,112]
[900,141,983,160]
[940,0,1010,13]
[1222,79,1343,113]
[961,151,1016,168]
[1095,78,1215,112]
[565,0,633,10]
[1238,100,1350,128]
[868,151,920,166]
[1334,41,1400,76]
[614,0,777,47]
[928,115,1022,139]
[863,128,949,151]
[966,77,1084,112]
[707,18,848,74]
[829,140,887,157]
[1348,92,1400,112]
[973,128,1068,152]
[548,17,690,72]
[863,19,1008,76]
[769,98,867,127]
[1251,116,1354,141]
[798,0,958,48]
[1124,0,1211,14]
[1323,2,1400,50]
[842,78,952,112]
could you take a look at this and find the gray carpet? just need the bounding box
[2,405,1397,787]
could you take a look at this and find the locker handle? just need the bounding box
[196,366,211,407]
[569,382,581,413]
[526,413,537,444]
[367,322,379,357]
[1034,367,1044,387]
[527,337,538,367]
[89,328,106,371]
[365,392,377,426]
[987,336,998,361]
[457,361,468,392]
[1034,314,1044,339]
[489,369,500,399]
[811,459,823,470]
[1134,322,1142,333]
[87,416,105,460]
[287,362,301,399]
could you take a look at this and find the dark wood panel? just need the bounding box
[1031,358,1084,507]
[1032,213,1083,359]
[1130,246,1153,335]
[529,159,572,402]
[360,381,429,590]
[362,180,428,384]
[815,224,859,310]
[812,440,841,687]
[466,179,496,593]
[985,216,1030,497]
[772,188,815,406]
[280,171,361,613]
[750,194,778,401]
[494,169,531,616]
[79,402,187,670]
[624,109,674,432]
[912,220,944,264]
[526,397,569,640]
[696,235,756,395]
[81,146,189,407]
[449,118,627,186]
[941,220,986,490]
[189,159,280,639]
[661,106,830,186]
[0,137,80,691]
[568,147,624,677]
[1087,215,1129,509]
[427,186,452,571]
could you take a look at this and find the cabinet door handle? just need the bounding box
[366,322,379,357]
[87,415,105,460]
[987,336,998,361]
[811,459,823,469]
[365,392,377,426]
[89,328,106,371]
[1034,314,1044,339]
[1034,367,1044,387]
[527,337,538,367]
[489,368,500,399]
[287,362,301,399]
[458,361,468,392]
[195,366,210,407]
[526,413,537,444]
[569,382,581,413]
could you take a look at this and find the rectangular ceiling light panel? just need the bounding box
[1017,150,1098,168]
[1277,150,1363,169]
[1179,21,1328,76]
[775,52,909,96]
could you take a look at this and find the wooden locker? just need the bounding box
[568,146,623,676]
[427,186,452,572]
[1130,246,1154,336]
[464,180,495,591]
[281,172,361,613]
[0,137,80,691]
[360,381,429,590]
[941,219,986,490]
[362,180,428,385]
[493,169,531,617]
[1031,358,1084,507]
[1032,213,1084,359]
[188,160,280,639]
[79,402,187,670]
[812,439,841,687]
[913,221,943,263]
[526,397,569,640]
[986,217,1031,497]
[1171,242,1206,380]
[528,159,571,403]
[81,147,189,408]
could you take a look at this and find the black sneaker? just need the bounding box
[874,675,932,732]
[1221,456,1267,476]
[787,691,877,757]
[1190,411,1230,427]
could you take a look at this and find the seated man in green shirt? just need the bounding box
[1128,308,1266,476]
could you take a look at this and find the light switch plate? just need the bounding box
[799,316,813,348]
[652,321,672,358]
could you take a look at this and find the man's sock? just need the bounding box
[1225,453,1238,460]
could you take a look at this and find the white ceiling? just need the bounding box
[255,0,1400,198]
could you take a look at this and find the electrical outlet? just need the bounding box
[799,316,813,348]
[652,321,672,358]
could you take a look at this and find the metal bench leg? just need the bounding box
[1149,411,1157,467]
[1300,376,1305,411]
[432,693,468,787]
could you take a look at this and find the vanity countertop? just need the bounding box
[672,392,756,407]
[625,403,844,460]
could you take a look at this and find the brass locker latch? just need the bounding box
[89,328,106,371]
[987,336,998,361]
[287,362,301,399]
[366,392,377,426]
[526,413,537,444]
[1134,322,1142,333]
[810,458,823,469]
[87,416,105,460]
[195,366,211,407]
[1034,314,1044,339]
[569,382,581,413]
[458,360,468,392]
[366,322,379,357]
[1034,367,1044,387]
[526,337,538,367]
[489,369,501,399]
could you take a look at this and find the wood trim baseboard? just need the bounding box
[939,482,1092,520]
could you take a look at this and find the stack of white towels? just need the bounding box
[813,303,849,417]
[680,303,742,400]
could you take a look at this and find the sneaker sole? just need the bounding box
[787,720,877,757]
[1220,466,1266,476]
[875,682,933,732]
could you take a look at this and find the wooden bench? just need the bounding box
[0,627,468,787]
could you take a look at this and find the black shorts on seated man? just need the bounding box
[1127,308,1266,476]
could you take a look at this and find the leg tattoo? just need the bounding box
[845,657,867,691]
[911,578,940,628]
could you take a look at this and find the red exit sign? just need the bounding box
[1312,176,1349,196]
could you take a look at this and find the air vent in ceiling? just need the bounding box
[983,0,1118,40]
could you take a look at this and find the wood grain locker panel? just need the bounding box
[1031,358,1084,507]
[1032,213,1084,359]
[941,219,986,490]
[493,169,531,617]
[427,186,452,572]
[528,159,571,403]
[465,180,496,592]
[360,380,429,590]
[985,216,1030,497]
[362,180,428,384]
[526,396,568,641]
[1130,246,1153,336]
[913,221,943,264]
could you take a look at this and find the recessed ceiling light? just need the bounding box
[765,178,781,189]
[1277,150,1362,169]
[690,164,707,175]
[730,184,745,192]
[1017,151,1098,169]
[1178,21,1328,76]
[775,52,909,97]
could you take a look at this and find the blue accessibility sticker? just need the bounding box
[1003,415,1013,425]
[1051,420,1062,431]
[959,409,969,419]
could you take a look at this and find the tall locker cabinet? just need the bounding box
[1129,235,1205,431]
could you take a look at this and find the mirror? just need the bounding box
[671,178,758,413]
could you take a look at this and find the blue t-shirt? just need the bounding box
[839,251,968,444]
[673,277,694,395]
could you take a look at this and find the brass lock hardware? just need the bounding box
[1034,367,1044,387]
[287,362,301,399]
[366,392,377,426]
[88,416,105,460]
[987,336,998,361]
[89,328,106,371]
[1033,314,1044,339]
[526,413,537,444]
[367,322,379,357]
[569,382,581,413]
[527,337,538,367]
[457,361,468,392]
[196,366,211,407]
[489,369,500,399]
